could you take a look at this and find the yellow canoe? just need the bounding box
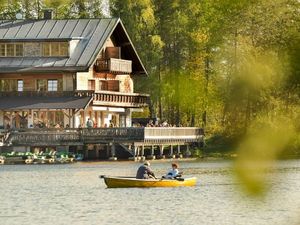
[101,176,197,188]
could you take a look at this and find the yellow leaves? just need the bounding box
[141,6,155,28]
[234,115,296,196]
[150,35,164,49]
[190,31,209,45]
[44,0,70,8]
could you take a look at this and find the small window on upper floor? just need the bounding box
[6,44,15,57]
[42,43,51,57]
[42,42,69,57]
[0,43,24,57]
[0,42,68,57]
[0,44,5,56]
[47,79,62,92]
[51,43,60,56]
[37,79,47,92]
[88,80,95,91]
[17,80,23,92]
[15,44,23,57]
[48,80,58,91]
[59,42,68,56]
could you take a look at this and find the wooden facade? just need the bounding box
[0,18,203,160]
[0,18,149,131]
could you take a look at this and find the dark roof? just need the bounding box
[0,96,92,110]
[0,18,147,75]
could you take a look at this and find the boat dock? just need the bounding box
[0,127,204,161]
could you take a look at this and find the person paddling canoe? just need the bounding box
[136,161,156,179]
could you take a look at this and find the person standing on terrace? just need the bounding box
[86,118,94,128]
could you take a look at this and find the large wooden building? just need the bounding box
[0,15,203,160]
[0,16,149,130]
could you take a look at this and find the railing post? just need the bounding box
[109,142,117,161]
[133,145,137,161]
[151,145,155,156]
[159,145,164,156]
[170,145,174,156]
[141,145,144,156]
[111,143,115,157]
[186,144,191,157]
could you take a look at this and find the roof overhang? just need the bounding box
[0,96,92,110]
[0,66,89,74]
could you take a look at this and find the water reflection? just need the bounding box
[0,160,299,225]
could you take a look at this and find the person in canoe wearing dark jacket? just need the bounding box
[136,161,156,179]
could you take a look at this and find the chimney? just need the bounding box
[43,9,53,20]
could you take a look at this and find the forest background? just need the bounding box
[0,0,299,157]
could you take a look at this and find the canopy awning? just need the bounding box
[0,96,93,110]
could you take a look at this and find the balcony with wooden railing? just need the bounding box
[93,91,149,108]
[95,58,132,74]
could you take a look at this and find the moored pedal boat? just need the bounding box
[100,175,197,188]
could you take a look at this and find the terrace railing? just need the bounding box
[1,127,203,146]
[144,127,204,144]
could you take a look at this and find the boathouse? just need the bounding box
[0,16,148,129]
[0,14,203,160]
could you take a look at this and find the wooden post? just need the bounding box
[141,145,145,156]
[145,145,155,160]
[106,144,110,158]
[151,145,154,156]
[141,145,145,161]
[84,145,88,160]
[177,145,182,158]
[136,146,139,157]
[186,144,191,157]
[68,109,71,128]
[109,143,117,161]
[95,145,99,159]
[159,145,164,156]
[111,143,115,157]
[170,145,175,158]
[132,145,136,161]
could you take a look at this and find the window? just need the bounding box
[17,80,23,92]
[0,42,67,57]
[0,79,18,91]
[0,80,8,91]
[48,80,58,91]
[99,81,108,91]
[51,43,60,56]
[15,44,23,56]
[6,44,14,57]
[0,44,5,56]
[59,42,68,56]
[42,43,51,56]
[88,80,95,90]
[37,79,47,91]
[0,43,24,57]
[42,42,68,57]
[107,80,119,92]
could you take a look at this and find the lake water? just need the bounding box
[0,159,299,225]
